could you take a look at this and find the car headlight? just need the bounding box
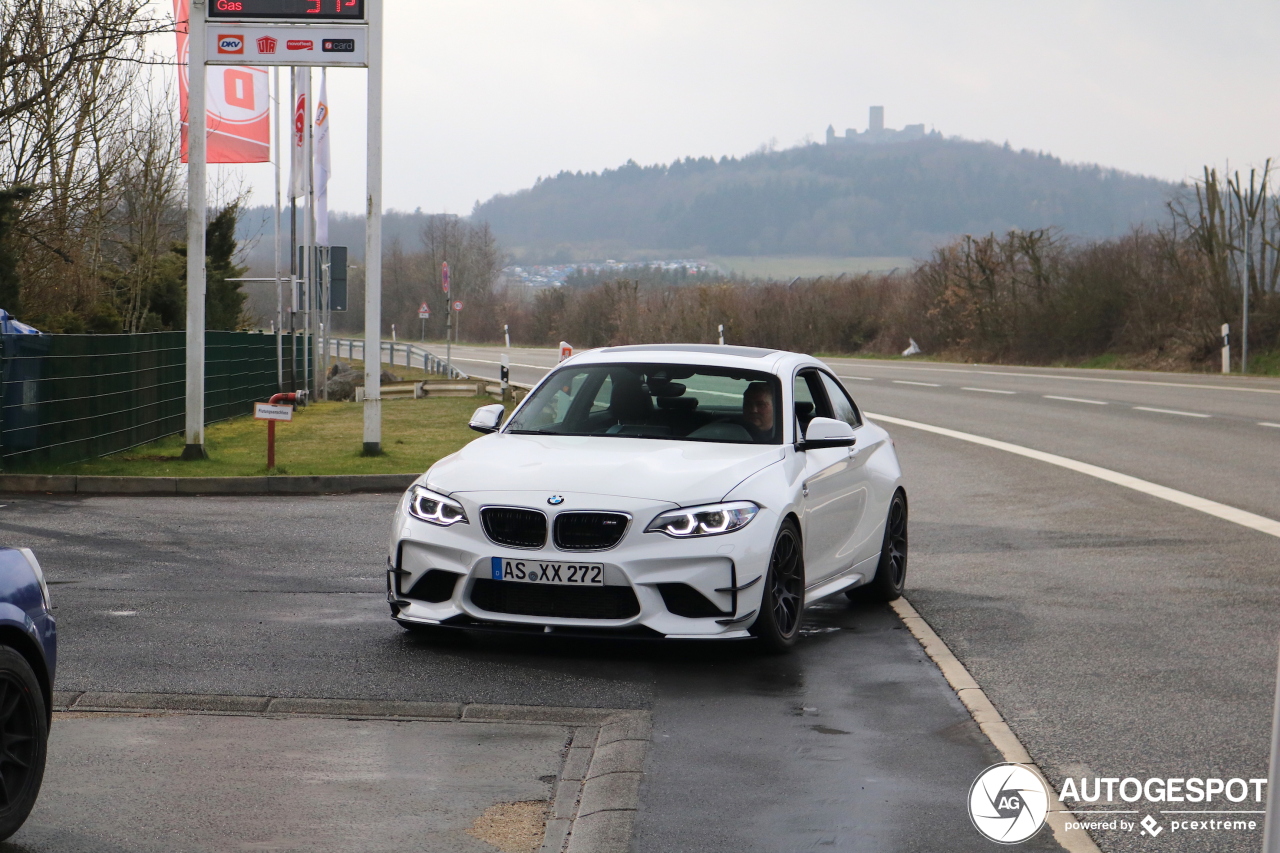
[646,501,759,538]
[407,485,468,526]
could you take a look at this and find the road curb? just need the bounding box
[0,473,418,496]
[891,598,1103,853]
[50,691,650,853]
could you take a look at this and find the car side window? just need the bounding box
[589,375,613,412]
[793,370,831,435]
[819,372,861,428]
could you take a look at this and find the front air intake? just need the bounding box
[481,507,547,549]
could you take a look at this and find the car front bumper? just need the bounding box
[387,489,778,639]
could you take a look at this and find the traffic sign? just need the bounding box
[452,300,464,312]
[559,342,573,362]
[442,261,450,294]
[418,302,430,319]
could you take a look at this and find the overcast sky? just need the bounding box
[166,0,1280,215]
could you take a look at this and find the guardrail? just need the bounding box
[327,337,467,380]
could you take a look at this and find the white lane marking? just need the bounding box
[1260,422,1280,429]
[865,411,1280,540]
[1133,406,1211,418]
[1044,395,1108,405]
[892,380,941,387]
[823,360,1280,395]
[962,387,1015,395]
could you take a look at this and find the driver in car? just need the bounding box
[741,382,776,442]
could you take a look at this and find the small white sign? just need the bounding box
[254,402,294,421]
[206,24,369,67]
[418,302,430,319]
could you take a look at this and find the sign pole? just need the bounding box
[273,66,284,392]
[182,0,209,460]
[362,0,383,455]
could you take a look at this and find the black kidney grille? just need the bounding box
[469,579,640,620]
[554,512,630,551]
[481,507,547,548]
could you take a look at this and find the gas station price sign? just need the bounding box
[208,0,365,21]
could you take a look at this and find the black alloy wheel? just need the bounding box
[847,489,908,603]
[751,519,805,652]
[0,647,47,841]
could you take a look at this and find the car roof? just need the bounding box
[563,343,821,375]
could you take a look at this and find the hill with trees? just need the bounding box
[472,138,1180,261]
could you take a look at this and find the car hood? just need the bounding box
[427,434,785,506]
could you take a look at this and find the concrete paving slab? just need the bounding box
[14,713,571,853]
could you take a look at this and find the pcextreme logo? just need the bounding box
[968,763,1050,844]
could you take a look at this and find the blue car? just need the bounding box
[0,548,56,840]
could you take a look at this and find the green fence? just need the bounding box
[0,331,311,471]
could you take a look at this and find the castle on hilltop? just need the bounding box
[826,106,934,145]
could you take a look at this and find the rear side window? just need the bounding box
[819,372,861,428]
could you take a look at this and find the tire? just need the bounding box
[0,646,47,842]
[750,519,805,652]
[847,490,908,603]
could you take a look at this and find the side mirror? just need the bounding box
[799,416,856,450]
[468,403,505,434]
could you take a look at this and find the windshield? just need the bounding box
[506,363,783,444]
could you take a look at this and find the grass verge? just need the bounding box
[41,396,500,477]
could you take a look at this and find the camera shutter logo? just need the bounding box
[968,763,1050,844]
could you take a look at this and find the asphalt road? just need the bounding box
[4,493,1058,853]
[427,344,1280,853]
[4,345,1277,852]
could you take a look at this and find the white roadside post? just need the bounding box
[182,0,209,460]
[362,0,383,454]
[504,323,510,348]
[1265,637,1280,853]
[718,323,724,345]
[1222,323,1230,374]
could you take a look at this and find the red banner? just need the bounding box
[175,0,270,163]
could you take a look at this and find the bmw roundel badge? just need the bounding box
[547,495,564,505]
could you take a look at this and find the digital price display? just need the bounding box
[208,0,365,20]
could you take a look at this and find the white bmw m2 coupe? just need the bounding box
[387,344,907,651]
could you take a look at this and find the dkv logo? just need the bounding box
[216,35,244,54]
[968,763,1050,844]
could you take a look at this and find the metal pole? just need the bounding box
[362,0,383,454]
[289,71,297,394]
[302,68,313,401]
[445,304,452,378]
[182,0,208,460]
[1264,635,1280,853]
[273,67,284,392]
[1243,219,1252,374]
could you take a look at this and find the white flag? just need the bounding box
[314,70,331,246]
[288,68,308,199]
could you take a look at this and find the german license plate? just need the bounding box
[490,557,604,585]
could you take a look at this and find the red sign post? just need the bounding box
[256,393,296,471]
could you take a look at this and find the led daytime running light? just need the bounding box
[646,501,758,538]
[407,485,468,526]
